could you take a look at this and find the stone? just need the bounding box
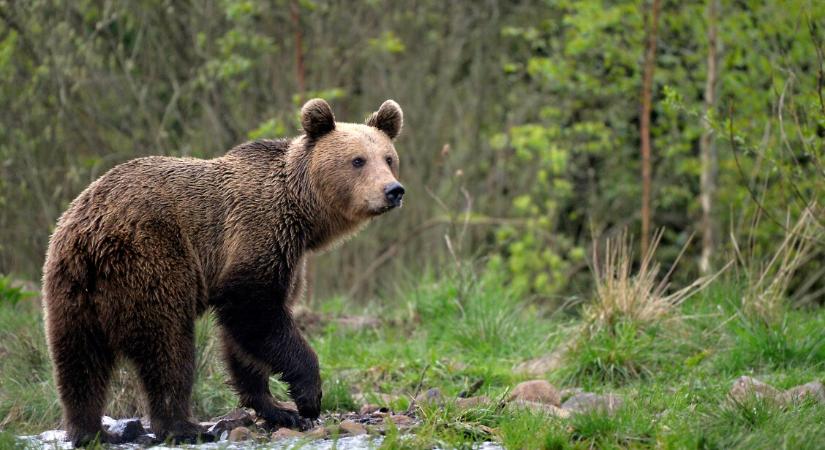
[389,414,414,426]
[781,381,825,405]
[455,396,492,409]
[305,426,328,439]
[359,404,385,415]
[562,393,623,415]
[509,380,561,406]
[509,400,570,418]
[208,408,255,434]
[134,434,160,446]
[272,428,304,439]
[560,387,584,402]
[339,420,367,435]
[729,376,781,404]
[415,388,443,405]
[228,426,252,442]
[37,430,67,443]
[211,408,256,423]
[101,417,147,442]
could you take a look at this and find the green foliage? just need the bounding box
[695,395,825,450]
[321,378,357,412]
[411,268,560,360]
[719,312,825,373]
[1,1,825,446]
[368,31,406,54]
[2,273,825,448]
[561,320,660,386]
[0,276,36,306]
[0,0,822,301]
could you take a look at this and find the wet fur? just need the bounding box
[42,99,402,446]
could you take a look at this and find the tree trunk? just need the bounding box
[290,0,306,97]
[699,0,720,274]
[640,0,661,257]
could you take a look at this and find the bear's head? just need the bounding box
[297,98,405,225]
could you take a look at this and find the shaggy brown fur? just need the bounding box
[41,99,404,446]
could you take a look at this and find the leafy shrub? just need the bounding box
[0,276,36,306]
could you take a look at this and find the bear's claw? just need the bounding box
[258,407,314,431]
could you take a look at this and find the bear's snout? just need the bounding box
[384,182,405,207]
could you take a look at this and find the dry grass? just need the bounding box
[584,229,720,333]
[734,206,818,323]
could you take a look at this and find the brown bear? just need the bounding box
[41,98,405,446]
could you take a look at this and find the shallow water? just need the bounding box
[21,430,383,449]
[22,431,504,449]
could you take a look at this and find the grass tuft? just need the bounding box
[735,207,818,324]
[562,230,716,386]
[585,229,716,333]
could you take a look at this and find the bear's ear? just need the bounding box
[301,98,336,138]
[366,100,403,140]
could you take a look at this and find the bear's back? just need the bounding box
[45,139,292,300]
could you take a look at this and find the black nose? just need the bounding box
[384,182,405,206]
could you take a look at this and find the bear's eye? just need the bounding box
[386,156,393,166]
[352,157,366,168]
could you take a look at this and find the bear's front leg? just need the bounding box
[221,337,314,430]
[218,303,322,426]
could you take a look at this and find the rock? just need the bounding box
[781,381,825,405]
[37,430,67,443]
[562,393,623,415]
[339,420,367,435]
[305,426,327,439]
[272,428,304,439]
[134,434,160,446]
[228,426,252,442]
[359,404,385,415]
[560,387,584,402]
[389,414,414,426]
[101,417,147,442]
[509,380,561,406]
[211,408,256,423]
[208,408,255,434]
[509,400,570,418]
[729,376,781,404]
[455,396,492,409]
[415,388,443,405]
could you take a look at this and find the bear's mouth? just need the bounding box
[370,202,400,216]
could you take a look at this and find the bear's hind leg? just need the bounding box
[125,321,211,444]
[48,318,117,447]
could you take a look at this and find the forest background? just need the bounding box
[1,0,823,311]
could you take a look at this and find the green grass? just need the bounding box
[1,271,824,449]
